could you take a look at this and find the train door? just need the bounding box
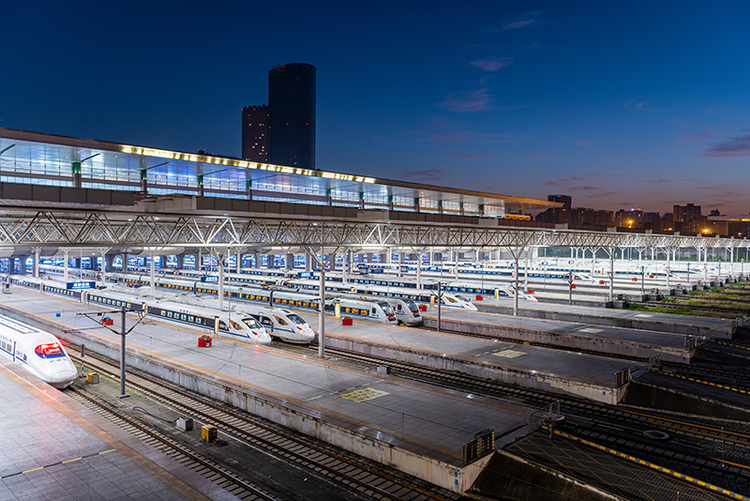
[11,340,16,362]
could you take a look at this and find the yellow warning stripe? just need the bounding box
[0,448,116,480]
[545,427,750,501]
[715,340,750,352]
[652,368,749,395]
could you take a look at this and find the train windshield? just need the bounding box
[404,299,420,314]
[442,295,458,304]
[285,313,308,326]
[377,302,396,317]
[241,317,262,330]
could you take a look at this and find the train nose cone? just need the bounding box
[49,368,78,389]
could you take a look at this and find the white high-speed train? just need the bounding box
[79,288,273,345]
[101,273,399,325]
[284,278,476,313]
[8,276,273,345]
[176,295,316,344]
[0,312,77,389]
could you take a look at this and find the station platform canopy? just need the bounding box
[0,127,559,217]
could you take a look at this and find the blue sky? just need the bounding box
[2,1,749,215]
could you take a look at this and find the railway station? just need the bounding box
[3,127,750,500]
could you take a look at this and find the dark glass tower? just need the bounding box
[268,63,316,169]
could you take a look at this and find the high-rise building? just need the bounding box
[268,63,316,169]
[242,63,316,169]
[547,194,572,210]
[673,203,702,224]
[241,105,271,163]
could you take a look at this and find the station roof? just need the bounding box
[0,127,559,215]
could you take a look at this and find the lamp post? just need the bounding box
[436,281,443,332]
[568,271,574,305]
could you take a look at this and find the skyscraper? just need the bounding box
[241,105,271,163]
[268,63,316,169]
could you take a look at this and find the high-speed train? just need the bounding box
[175,295,316,344]
[8,276,273,345]
[288,280,467,318]
[0,312,78,389]
[80,288,274,345]
[441,282,538,302]
[101,273,399,325]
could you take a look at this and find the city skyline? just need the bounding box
[1,1,748,215]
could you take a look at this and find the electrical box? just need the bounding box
[87,373,99,384]
[201,424,217,443]
[377,365,391,376]
[176,416,193,431]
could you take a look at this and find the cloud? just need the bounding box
[676,128,718,145]
[575,139,591,146]
[501,12,540,30]
[400,168,455,183]
[438,88,493,113]
[704,134,750,157]
[468,57,511,72]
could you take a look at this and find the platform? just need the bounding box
[309,316,647,404]
[0,361,227,501]
[471,297,736,339]
[0,287,535,493]
[421,308,699,363]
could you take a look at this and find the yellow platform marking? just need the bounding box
[1,449,115,480]
[652,368,749,395]
[339,387,390,403]
[492,349,526,359]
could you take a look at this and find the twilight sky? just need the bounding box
[2,1,749,215]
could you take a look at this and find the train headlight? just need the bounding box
[35,343,64,358]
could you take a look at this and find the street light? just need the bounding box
[436,281,443,332]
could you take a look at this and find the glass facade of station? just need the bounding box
[0,128,555,216]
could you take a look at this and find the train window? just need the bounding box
[218,321,228,331]
[167,312,173,318]
[371,308,377,315]
[259,317,273,327]
[188,316,194,322]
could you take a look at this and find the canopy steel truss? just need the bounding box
[0,210,745,253]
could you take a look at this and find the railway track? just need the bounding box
[318,346,750,496]
[67,386,277,500]
[660,360,750,390]
[69,352,459,501]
